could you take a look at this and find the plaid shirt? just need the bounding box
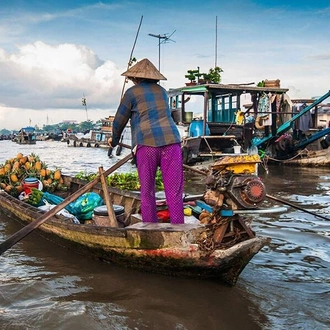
[112,81,181,149]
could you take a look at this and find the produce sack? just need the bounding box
[68,192,104,221]
[42,191,103,221]
[42,192,75,213]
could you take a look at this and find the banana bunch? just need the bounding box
[27,188,44,206]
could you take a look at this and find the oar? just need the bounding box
[266,194,330,221]
[0,153,133,255]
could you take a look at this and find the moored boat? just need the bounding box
[168,82,330,166]
[0,152,288,285]
[13,127,37,145]
[168,82,289,164]
[65,116,117,148]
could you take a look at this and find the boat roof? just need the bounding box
[21,126,35,131]
[168,83,289,97]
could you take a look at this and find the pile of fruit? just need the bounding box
[0,152,67,198]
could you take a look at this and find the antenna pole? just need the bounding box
[148,31,176,71]
[215,16,218,67]
[158,40,161,71]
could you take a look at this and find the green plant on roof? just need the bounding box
[185,69,199,83]
[203,66,223,84]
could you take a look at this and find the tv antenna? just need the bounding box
[148,30,176,71]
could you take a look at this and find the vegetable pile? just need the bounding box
[0,152,67,197]
[75,170,164,191]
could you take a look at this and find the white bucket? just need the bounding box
[233,145,241,154]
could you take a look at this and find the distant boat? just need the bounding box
[13,127,37,145]
[65,116,115,148]
[45,128,63,141]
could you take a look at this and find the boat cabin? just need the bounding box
[14,126,37,145]
[169,82,330,163]
[168,82,289,164]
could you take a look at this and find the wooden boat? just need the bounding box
[0,158,274,286]
[168,83,330,165]
[13,127,37,145]
[281,147,330,166]
[168,82,289,164]
[65,116,116,148]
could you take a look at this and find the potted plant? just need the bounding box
[202,73,211,84]
[185,69,198,86]
[206,66,223,84]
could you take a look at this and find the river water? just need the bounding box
[0,140,329,330]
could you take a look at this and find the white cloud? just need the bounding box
[1,1,330,131]
[0,41,124,130]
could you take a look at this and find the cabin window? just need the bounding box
[208,94,238,123]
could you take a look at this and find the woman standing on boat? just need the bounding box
[109,58,184,224]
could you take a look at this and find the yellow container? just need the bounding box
[212,155,260,174]
[224,163,257,174]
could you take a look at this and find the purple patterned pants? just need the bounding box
[136,143,184,224]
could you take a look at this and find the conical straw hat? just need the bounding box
[121,58,167,80]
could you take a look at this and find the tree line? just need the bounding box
[0,120,101,137]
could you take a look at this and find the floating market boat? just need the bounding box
[0,153,288,286]
[65,116,116,148]
[13,127,37,145]
[168,82,330,166]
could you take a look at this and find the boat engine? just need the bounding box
[204,154,266,210]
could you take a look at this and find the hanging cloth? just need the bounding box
[257,93,272,126]
[298,104,313,132]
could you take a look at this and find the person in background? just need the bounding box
[109,58,184,224]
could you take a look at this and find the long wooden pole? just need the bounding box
[265,194,330,221]
[0,153,133,255]
[181,162,330,221]
[120,15,143,100]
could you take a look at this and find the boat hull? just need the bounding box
[0,178,270,286]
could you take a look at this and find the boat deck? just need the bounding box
[126,219,204,232]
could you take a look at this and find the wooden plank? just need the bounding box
[99,166,118,227]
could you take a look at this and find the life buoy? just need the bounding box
[255,115,269,130]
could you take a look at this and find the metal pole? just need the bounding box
[215,16,218,67]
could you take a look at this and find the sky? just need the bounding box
[0,0,330,130]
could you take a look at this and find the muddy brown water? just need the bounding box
[1,140,330,329]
